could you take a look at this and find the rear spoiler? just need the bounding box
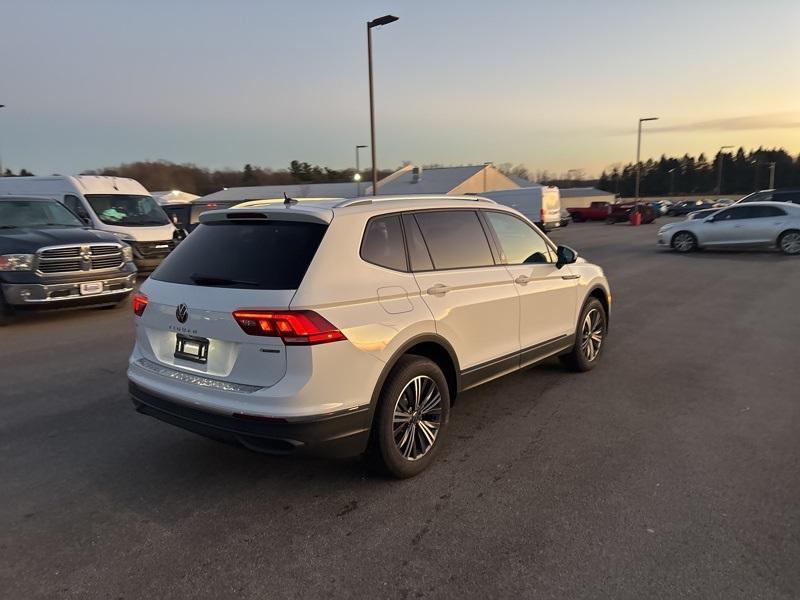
[199,207,333,225]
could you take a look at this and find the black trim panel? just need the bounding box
[130,382,372,458]
[460,334,576,390]
[519,334,575,369]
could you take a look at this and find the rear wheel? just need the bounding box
[778,230,800,255]
[367,355,450,478]
[671,231,697,252]
[560,297,607,372]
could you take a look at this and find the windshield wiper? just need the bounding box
[190,274,260,287]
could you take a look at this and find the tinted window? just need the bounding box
[484,211,552,264]
[152,220,327,290]
[750,205,786,218]
[63,195,88,219]
[774,191,800,204]
[715,206,752,221]
[0,199,84,228]
[361,215,407,271]
[413,211,494,270]
[402,213,433,271]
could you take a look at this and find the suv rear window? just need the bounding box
[151,220,327,290]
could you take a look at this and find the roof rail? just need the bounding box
[334,195,496,208]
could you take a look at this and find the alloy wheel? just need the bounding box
[581,308,604,362]
[392,375,442,461]
[673,232,695,252]
[780,232,800,255]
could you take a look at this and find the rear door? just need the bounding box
[704,205,752,245]
[137,217,328,387]
[409,210,520,375]
[482,210,578,360]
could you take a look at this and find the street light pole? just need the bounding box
[668,168,676,196]
[0,104,5,177]
[715,145,733,195]
[635,117,658,206]
[768,162,776,189]
[355,144,367,196]
[367,15,398,196]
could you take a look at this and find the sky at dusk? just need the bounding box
[1,0,799,178]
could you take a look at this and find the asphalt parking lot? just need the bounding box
[2,219,798,599]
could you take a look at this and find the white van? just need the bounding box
[480,186,561,232]
[0,175,178,270]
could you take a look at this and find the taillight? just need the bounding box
[133,293,148,316]
[540,208,545,223]
[232,310,346,345]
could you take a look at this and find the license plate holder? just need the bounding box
[174,334,209,364]
[79,281,103,296]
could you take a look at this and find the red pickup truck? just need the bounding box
[567,202,612,222]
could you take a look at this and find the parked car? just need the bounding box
[567,201,612,222]
[666,200,716,216]
[686,208,721,220]
[128,196,611,478]
[0,196,138,325]
[657,201,800,254]
[559,208,572,228]
[736,188,800,206]
[0,175,178,271]
[650,201,669,215]
[607,202,657,224]
[713,198,734,207]
[480,186,562,232]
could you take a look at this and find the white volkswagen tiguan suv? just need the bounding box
[128,196,611,477]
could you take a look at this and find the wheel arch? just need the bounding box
[584,285,610,327]
[368,334,461,417]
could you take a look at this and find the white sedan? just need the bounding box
[658,201,800,255]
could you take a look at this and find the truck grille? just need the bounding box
[37,244,124,275]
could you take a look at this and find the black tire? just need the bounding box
[366,355,450,479]
[0,290,14,326]
[671,231,697,253]
[572,214,584,223]
[778,230,800,255]
[560,297,607,372]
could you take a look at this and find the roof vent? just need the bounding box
[412,166,423,183]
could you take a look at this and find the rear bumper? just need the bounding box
[129,381,372,458]
[1,273,136,306]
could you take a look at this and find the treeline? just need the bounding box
[599,148,800,197]
[80,160,395,196]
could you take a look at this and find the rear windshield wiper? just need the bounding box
[190,274,260,287]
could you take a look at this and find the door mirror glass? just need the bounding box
[555,245,577,269]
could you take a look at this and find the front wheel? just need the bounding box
[560,297,607,372]
[367,356,450,478]
[671,231,697,252]
[778,230,800,255]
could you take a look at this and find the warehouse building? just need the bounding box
[371,164,518,196]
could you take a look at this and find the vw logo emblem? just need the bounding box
[175,303,189,323]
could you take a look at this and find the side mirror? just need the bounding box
[555,245,577,269]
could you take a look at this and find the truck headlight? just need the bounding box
[121,245,134,263]
[0,254,35,272]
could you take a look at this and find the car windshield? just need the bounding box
[0,199,85,228]
[85,194,171,226]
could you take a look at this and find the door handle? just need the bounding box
[427,284,452,296]
[514,275,533,285]
[561,274,580,280]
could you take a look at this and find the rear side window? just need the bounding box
[151,220,327,290]
[775,191,800,204]
[402,213,433,271]
[414,210,495,270]
[750,206,786,218]
[361,215,408,271]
